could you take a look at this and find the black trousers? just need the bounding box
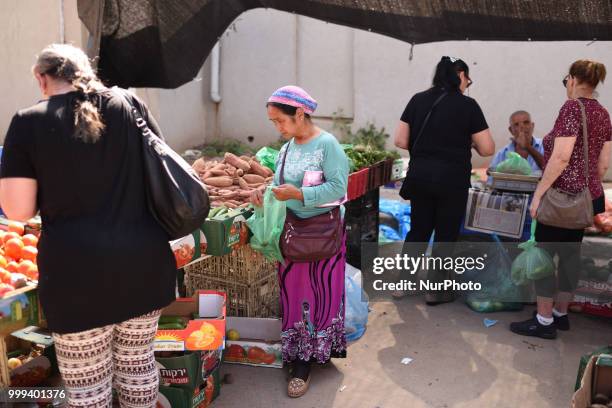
[534,222,584,298]
[400,182,469,282]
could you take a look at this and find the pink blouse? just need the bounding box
[543,98,612,199]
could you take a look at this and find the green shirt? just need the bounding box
[274,131,349,219]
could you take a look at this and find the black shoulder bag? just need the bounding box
[399,92,447,200]
[117,89,210,239]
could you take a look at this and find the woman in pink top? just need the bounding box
[511,60,611,340]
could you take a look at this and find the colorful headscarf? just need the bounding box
[267,85,318,115]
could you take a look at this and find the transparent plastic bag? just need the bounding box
[511,221,554,284]
[255,147,280,172]
[495,152,532,176]
[246,187,286,262]
[460,236,525,312]
[345,264,368,342]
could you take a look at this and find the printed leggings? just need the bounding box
[52,310,161,408]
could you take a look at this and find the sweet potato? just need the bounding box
[249,160,273,177]
[238,190,254,198]
[208,169,228,177]
[243,174,265,184]
[224,153,251,172]
[203,176,233,187]
[238,177,250,190]
[192,158,207,174]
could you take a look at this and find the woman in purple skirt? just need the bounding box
[251,86,349,398]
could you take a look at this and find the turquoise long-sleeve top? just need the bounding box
[273,131,349,219]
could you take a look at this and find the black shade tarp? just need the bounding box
[77,0,612,89]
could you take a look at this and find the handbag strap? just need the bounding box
[410,91,448,154]
[113,87,157,140]
[575,99,590,186]
[279,140,290,185]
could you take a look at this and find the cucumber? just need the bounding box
[159,316,187,325]
[157,322,186,330]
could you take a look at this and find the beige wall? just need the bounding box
[208,9,612,179]
[1,5,611,181]
[0,0,84,139]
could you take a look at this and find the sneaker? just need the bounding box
[531,311,570,331]
[510,316,557,339]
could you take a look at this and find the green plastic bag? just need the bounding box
[255,147,280,172]
[246,187,286,262]
[496,152,532,175]
[511,221,555,284]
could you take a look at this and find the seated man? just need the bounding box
[489,110,545,175]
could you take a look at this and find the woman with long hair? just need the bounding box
[0,44,176,407]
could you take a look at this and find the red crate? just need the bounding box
[347,168,369,200]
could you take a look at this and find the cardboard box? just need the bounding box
[171,231,210,269]
[572,354,612,408]
[224,317,282,368]
[157,366,220,408]
[593,354,612,398]
[0,287,40,336]
[571,279,612,318]
[155,291,226,352]
[201,209,252,256]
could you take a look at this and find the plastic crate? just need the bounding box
[345,188,379,215]
[184,245,279,318]
[382,158,394,184]
[347,167,369,201]
[367,161,385,191]
[345,207,379,269]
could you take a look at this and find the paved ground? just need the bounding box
[214,183,611,408]
[214,296,611,408]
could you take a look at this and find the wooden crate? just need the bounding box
[184,246,279,318]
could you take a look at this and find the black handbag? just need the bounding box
[118,89,210,239]
[399,92,447,200]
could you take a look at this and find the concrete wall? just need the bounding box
[0,0,84,139]
[209,9,612,178]
[1,5,611,179]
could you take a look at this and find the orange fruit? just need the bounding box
[22,234,38,247]
[0,256,7,269]
[6,261,19,273]
[7,221,24,236]
[0,231,6,242]
[4,239,23,260]
[21,246,37,263]
[0,268,11,284]
[2,232,20,245]
[17,260,36,276]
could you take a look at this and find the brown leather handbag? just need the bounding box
[278,143,344,262]
[536,99,594,229]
